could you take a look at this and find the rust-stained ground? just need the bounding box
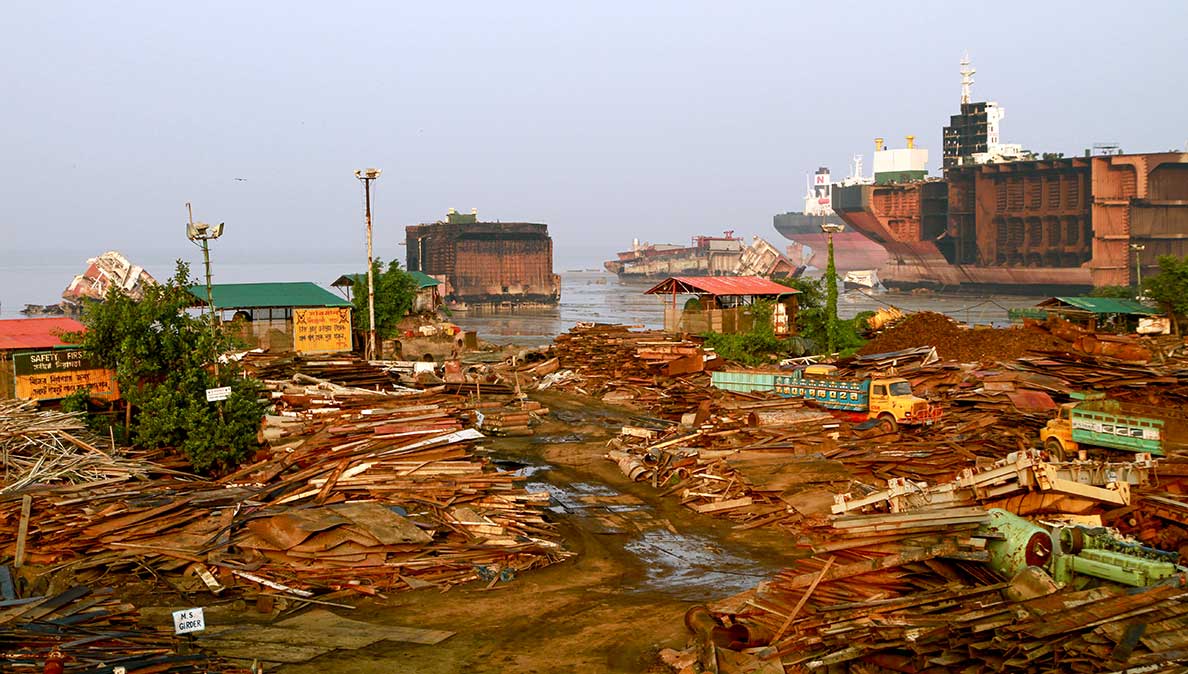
[137,392,798,673]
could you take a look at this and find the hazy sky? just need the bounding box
[3,1,1186,268]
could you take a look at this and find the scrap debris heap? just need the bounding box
[517,322,1188,671]
[0,379,569,625]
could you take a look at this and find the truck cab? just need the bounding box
[868,377,940,429]
[1040,403,1079,460]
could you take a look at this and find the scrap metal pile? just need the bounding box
[529,323,1188,672]
[0,583,247,673]
[0,384,569,608]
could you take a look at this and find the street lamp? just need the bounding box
[1130,243,1146,294]
[821,223,844,355]
[355,168,382,360]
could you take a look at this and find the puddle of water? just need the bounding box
[495,456,779,599]
[623,529,772,598]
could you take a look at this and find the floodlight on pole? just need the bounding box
[355,168,382,360]
[186,202,226,420]
[1130,242,1146,292]
[821,222,844,355]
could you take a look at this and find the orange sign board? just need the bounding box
[13,349,120,401]
[293,307,353,354]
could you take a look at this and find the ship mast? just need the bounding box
[960,52,975,105]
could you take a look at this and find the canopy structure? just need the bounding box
[187,282,350,310]
[644,276,800,335]
[644,275,799,300]
[1036,297,1159,316]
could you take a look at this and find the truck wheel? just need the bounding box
[877,413,898,434]
[1045,438,1068,462]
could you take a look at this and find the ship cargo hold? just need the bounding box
[406,209,560,308]
[834,153,1188,292]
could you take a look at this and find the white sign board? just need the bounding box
[172,607,206,635]
[205,386,232,402]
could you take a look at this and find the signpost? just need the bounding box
[13,349,118,401]
[293,307,353,354]
[172,607,206,635]
[205,386,232,402]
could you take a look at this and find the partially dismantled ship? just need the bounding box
[406,209,560,309]
[828,56,1188,292]
[605,232,798,279]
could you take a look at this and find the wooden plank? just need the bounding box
[14,495,31,569]
[692,497,754,513]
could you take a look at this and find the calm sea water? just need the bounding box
[0,255,1047,346]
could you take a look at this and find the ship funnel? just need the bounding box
[906,135,915,149]
[874,137,885,151]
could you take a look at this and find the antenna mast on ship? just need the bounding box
[960,52,975,105]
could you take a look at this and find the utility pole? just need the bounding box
[355,169,382,360]
[822,222,845,355]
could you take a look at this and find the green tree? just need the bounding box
[70,261,264,473]
[774,276,865,356]
[1144,255,1188,335]
[351,258,418,339]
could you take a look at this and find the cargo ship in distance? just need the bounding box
[826,56,1188,292]
[773,162,891,277]
[604,232,743,278]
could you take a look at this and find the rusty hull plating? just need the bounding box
[405,217,560,308]
[832,152,1188,291]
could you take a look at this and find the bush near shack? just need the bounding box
[351,257,419,341]
[68,261,264,473]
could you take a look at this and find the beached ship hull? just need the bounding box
[831,153,1188,292]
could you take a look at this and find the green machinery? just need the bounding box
[981,509,1184,588]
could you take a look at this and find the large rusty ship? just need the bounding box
[829,57,1188,292]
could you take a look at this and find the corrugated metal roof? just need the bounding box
[644,276,800,297]
[331,271,439,289]
[188,283,351,309]
[0,317,85,351]
[407,271,440,288]
[1040,297,1159,316]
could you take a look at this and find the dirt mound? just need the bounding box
[859,311,1067,363]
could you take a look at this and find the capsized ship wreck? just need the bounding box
[829,56,1188,292]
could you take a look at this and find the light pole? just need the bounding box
[186,203,226,420]
[821,222,845,355]
[1130,243,1146,295]
[186,203,224,336]
[355,168,382,360]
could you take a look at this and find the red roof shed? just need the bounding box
[0,317,85,351]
